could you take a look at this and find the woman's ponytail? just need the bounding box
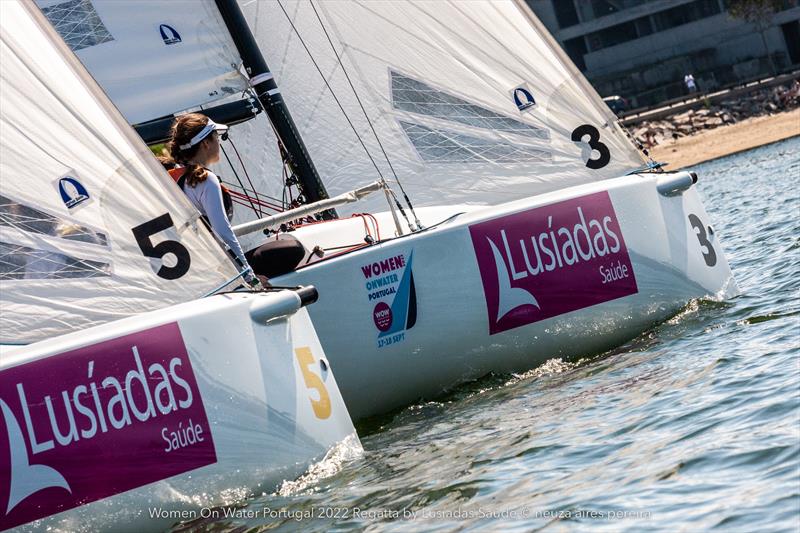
[166,113,211,187]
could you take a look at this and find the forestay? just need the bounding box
[34,0,247,125]
[0,0,239,344]
[236,0,647,213]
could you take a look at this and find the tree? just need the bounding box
[728,0,784,75]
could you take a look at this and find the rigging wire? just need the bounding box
[226,136,269,215]
[240,84,301,213]
[616,120,663,172]
[227,188,285,212]
[307,0,422,230]
[275,0,415,231]
[219,144,262,217]
[199,100,271,216]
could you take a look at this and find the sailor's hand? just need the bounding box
[247,277,264,290]
[243,269,263,290]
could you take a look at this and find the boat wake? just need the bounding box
[276,433,363,497]
[505,357,582,386]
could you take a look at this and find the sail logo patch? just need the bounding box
[511,83,536,112]
[56,175,90,210]
[469,191,637,335]
[0,323,216,530]
[159,24,182,45]
[360,252,417,348]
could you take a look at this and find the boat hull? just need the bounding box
[275,173,737,420]
[0,291,357,532]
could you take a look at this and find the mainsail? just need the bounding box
[37,0,649,218]
[235,0,648,212]
[34,0,248,125]
[0,0,239,344]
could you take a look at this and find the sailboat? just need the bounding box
[42,0,738,421]
[0,1,357,530]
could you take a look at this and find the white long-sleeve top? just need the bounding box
[181,171,248,267]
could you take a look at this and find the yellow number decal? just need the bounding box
[294,347,331,419]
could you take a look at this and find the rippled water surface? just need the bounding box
[199,137,800,532]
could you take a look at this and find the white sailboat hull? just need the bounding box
[275,173,736,420]
[0,291,358,532]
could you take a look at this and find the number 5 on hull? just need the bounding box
[295,347,332,419]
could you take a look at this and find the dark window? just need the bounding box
[585,16,653,51]
[635,17,654,37]
[583,0,661,21]
[781,20,800,64]
[652,0,721,31]
[553,0,580,29]
[592,0,621,19]
[564,37,588,71]
[583,0,723,52]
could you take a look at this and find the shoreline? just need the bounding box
[645,108,800,169]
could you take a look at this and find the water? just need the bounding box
[196,137,800,532]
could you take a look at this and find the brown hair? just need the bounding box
[166,113,211,187]
[155,154,177,170]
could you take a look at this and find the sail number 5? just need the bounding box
[132,213,191,280]
[571,124,611,169]
[295,347,332,419]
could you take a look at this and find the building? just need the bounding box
[527,0,800,108]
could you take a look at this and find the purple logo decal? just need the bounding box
[360,252,417,348]
[469,191,638,335]
[373,302,393,332]
[0,323,216,530]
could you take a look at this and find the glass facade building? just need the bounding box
[527,0,800,107]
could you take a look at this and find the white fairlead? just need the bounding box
[232,181,383,237]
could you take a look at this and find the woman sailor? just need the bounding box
[166,113,261,287]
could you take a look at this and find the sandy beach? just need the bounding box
[647,108,800,169]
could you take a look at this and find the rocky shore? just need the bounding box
[631,79,800,150]
[646,107,799,170]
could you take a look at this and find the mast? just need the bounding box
[214,0,334,217]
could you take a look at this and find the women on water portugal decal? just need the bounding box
[360,252,417,348]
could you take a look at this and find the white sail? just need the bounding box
[234,0,647,213]
[34,0,248,125]
[0,0,240,344]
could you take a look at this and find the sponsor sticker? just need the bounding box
[469,191,637,335]
[360,252,417,348]
[0,323,216,529]
[55,173,91,210]
[159,24,181,45]
[511,82,537,112]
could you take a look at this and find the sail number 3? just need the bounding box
[688,213,717,267]
[571,124,611,170]
[132,213,191,280]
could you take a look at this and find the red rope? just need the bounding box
[227,189,284,212]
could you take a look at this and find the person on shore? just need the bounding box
[166,113,262,287]
[684,73,697,94]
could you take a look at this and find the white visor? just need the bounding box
[179,118,229,150]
